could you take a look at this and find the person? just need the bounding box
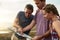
[43,4,60,40]
[23,0,51,40]
[11,4,34,40]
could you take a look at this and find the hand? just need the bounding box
[32,36,42,40]
[17,27,23,35]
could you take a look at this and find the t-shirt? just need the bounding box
[16,11,34,34]
[15,11,34,39]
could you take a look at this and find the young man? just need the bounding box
[43,4,60,40]
[23,0,51,40]
[12,4,34,40]
[32,0,52,40]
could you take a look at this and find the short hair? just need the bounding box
[43,4,59,16]
[25,4,33,12]
[34,0,46,2]
[39,0,46,2]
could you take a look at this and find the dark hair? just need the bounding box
[40,0,46,2]
[43,4,59,16]
[25,4,33,12]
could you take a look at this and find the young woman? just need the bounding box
[43,4,60,40]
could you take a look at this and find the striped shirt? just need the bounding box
[34,9,51,40]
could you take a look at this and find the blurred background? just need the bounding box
[0,0,60,40]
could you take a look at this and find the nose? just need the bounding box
[26,14,29,17]
[37,5,39,7]
[27,13,29,16]
[28,14,30,17]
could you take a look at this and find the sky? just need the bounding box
[0,0,60,28]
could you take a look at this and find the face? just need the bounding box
[34,0,45,9]
[24,8,33,18]
[43,10,52,20]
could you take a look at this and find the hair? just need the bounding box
[43,4,59,16]
[40,0,46,2]
[25,4,33,12]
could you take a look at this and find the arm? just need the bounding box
[13,18,22,29]
[13,11,24,29]
[39,22,51,38]
[13,18,23,34]
[39,29,50,39]
[32,30,50,40]
[32,22,51,40]
[53,21,60,37]
[23,20,36,32]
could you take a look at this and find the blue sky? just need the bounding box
[0,0,60,28]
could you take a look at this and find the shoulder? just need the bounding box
[16,11,24,18]
[53,20,60,24]
[36,9,40,14]
[31,15,34,17]
[53,20,60,27]
[30,15,34,19]
[18,11,24,15]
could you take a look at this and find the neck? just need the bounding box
[39,8,42,10]
[39,7,43,10]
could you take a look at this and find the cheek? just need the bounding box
[26,13,29,16]
[39,3,42,7]
[25,13,27,17]
[47,15,49,18]
[44,14,49,19]
[47,14,51,19]
[42,2,45,6]
[43,14,47,18]
[48,14,51,17]
[37,2,41,7]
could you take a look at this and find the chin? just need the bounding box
[26,17,29,18]
[46,18,49,19]
[47,18,50,20]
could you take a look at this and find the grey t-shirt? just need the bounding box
[16,11,34,34]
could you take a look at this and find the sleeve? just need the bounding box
[16,11,24,18]
[33,13,37,21]
[33,9,39,21]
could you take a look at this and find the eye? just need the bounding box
[36,3,39,5]
[40,0,45,2]
[25,12,28,14]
